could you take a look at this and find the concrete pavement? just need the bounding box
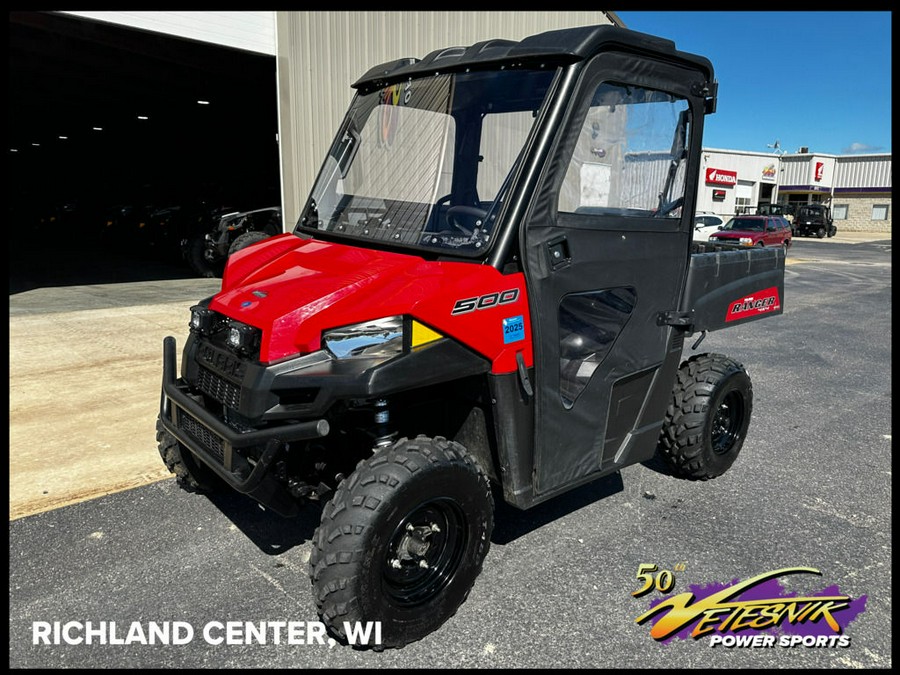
[792,229,890,245]
[9,275,220,520]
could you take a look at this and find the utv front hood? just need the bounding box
[211,235,446,363]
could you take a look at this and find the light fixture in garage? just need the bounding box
[137,115,149,120]
[197,100,210,105]
[93,127,103,131]
[31,143,40,147]
[58,136,68,140]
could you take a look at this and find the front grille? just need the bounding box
[197,366,242,409]
[178,410,225,464]
[197,342,248,380]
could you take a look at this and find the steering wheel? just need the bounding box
[654,196,684,219]
[446,205,489,236]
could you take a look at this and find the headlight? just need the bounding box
[322,316,404,360]
[738,237,753,245]
[225,320,262,355]
[322,316,443,360]
[189,305,219,334]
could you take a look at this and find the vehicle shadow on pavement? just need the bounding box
[205,489,322,555]
[490,472,623,546]
[638,453,678,477]
[202,473,625,552]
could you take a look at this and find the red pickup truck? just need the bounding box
[708,215,793,249]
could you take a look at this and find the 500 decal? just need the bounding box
[451,289,519,315]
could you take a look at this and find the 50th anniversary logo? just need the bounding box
[632,564,867,648]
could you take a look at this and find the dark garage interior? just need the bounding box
[8,11,281,292]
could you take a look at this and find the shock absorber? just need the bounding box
[372,398,397,449]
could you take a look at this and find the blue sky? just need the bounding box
[614,11,892,156]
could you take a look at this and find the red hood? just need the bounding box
[212,234,440,362]
[209,233,533,372]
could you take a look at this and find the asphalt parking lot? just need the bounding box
[9,234,892,668]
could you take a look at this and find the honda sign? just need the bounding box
[706,168,738,186]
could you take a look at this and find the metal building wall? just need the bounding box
[275,11,619,228]
[778,155,811,187]
[61,11,276,55]
[835,154,892,189]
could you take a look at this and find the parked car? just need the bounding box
[707,215,792,249]
[793,203,836,238]
[693,212,726,241]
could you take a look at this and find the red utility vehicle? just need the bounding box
[157,24,786,649]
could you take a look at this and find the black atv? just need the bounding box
[183,206,282,277]
[793,203,836,238]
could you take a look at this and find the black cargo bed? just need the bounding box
[680,242,785,333]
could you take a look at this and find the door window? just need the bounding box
[558,82,690,219]
[558,287,637,408]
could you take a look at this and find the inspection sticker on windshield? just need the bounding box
[502,315,525,344]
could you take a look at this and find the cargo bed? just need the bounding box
[681,242,785,333]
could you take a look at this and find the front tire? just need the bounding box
[657,353,753,480]
[156,417,223,493]
[816,226,826,238]
[309,435,493,649]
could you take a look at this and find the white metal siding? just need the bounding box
[276,11,617,227]
[61,11,276,55]
[836,155,892,189]
[779,156,810,186]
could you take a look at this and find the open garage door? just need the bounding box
[9,11,280,290]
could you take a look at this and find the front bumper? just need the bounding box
[158,332,491,515]
[159,336,330,515]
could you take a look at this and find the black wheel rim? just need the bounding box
[711,390,744,455]
[382,498,467,607]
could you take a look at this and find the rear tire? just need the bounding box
[309,435,493,649]
[228,230,271,256]
[186,235,222,278]
[156,417,223,493]
[657,353,753,480]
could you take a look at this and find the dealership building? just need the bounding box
[698,149,892,233]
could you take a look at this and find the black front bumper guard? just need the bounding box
[159,336,329,516]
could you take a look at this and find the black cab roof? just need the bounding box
[352,24,714,92]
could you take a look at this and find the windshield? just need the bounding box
[722,217,765,232]
[296,67,557,256]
